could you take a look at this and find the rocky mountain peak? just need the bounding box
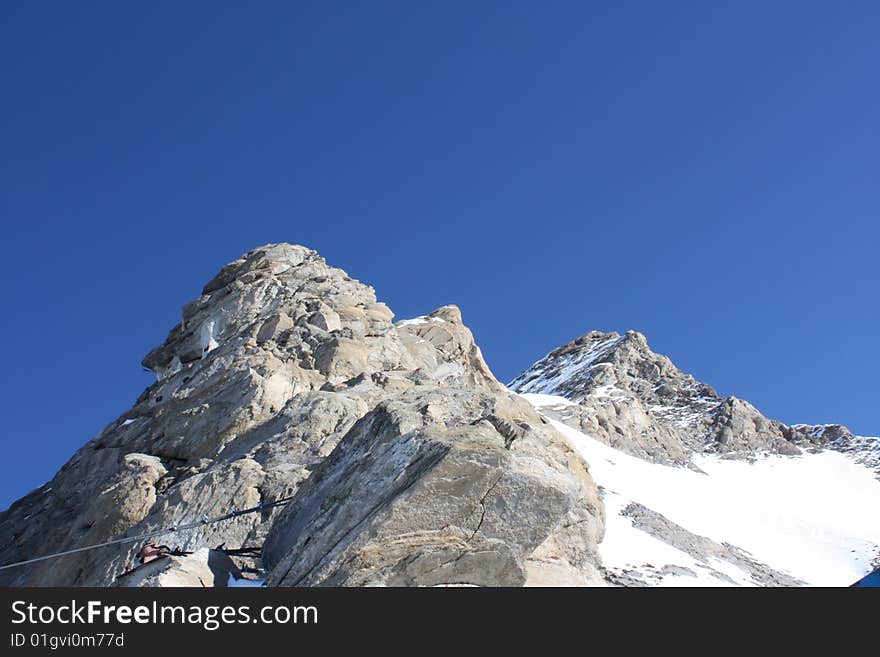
[0,245,603,587]
[510,328,875,467]
[142,243,394,381]
[512,330,714,407]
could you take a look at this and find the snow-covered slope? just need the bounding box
[522,393,880,586]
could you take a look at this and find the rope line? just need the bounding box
[0,496,294,572]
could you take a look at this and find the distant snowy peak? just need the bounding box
[513,330,880,587]
[509,331,629,400]
[509,329,878,468]
[510,329,716,406]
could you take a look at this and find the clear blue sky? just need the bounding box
[2,1,878,508]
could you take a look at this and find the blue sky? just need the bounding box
[1,1,877,508]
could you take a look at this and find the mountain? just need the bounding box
[0,244,603,587]
[510,331,880,585]
[1,244,877,587]
[510,330,879,469]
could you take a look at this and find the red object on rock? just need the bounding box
[139,543,170,564]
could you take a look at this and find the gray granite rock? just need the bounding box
[263,388,604,587]
[0,244,604,587]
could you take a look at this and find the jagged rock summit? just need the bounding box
[0,244,604,587]
[510,329,874,468]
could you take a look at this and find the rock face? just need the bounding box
[510,330,874,467]
[263,388,603,587]
[0,244,604,587]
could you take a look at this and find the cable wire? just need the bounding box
[0,496,293,571]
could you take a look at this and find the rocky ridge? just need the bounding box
[0,244,604,587]
[509,330,876,469]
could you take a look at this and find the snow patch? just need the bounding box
[515,393,578,408]
[199,318,221,355]
[397,315,446,327]
[523,393,880,586]
[510,335,623,398]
